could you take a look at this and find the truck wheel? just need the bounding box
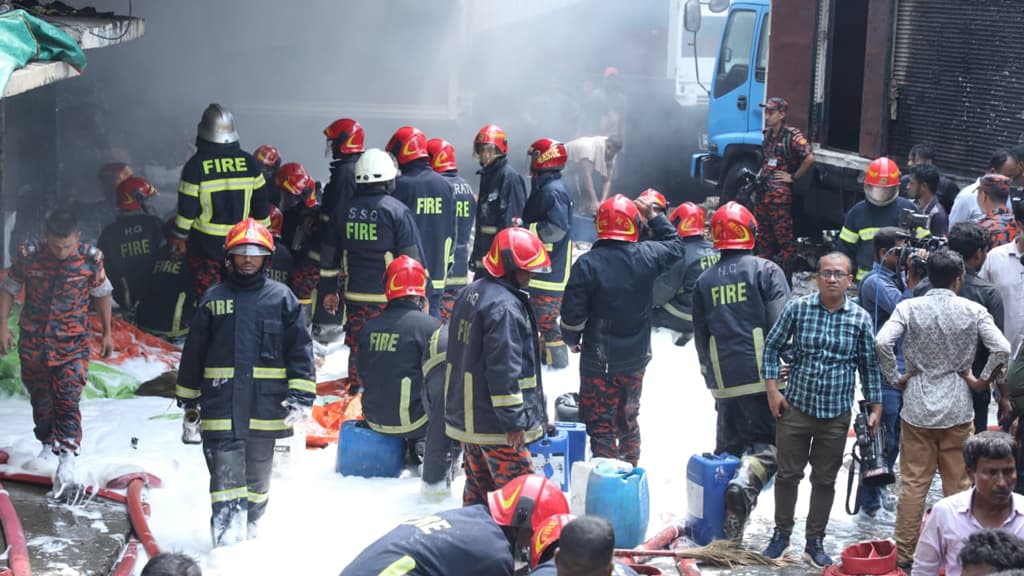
[720,159,759,203]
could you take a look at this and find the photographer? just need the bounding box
[875,249,1010,568]
[857,227,916,517]
[916,222,1006,433]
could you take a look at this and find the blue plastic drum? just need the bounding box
[336,420,405,478]
[585,463,650,548]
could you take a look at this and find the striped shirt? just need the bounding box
[763,293,883,418]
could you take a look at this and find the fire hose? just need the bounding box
[0,450,162,574]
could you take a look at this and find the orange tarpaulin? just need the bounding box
[304,379,363,448]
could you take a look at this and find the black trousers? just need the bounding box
[421,371,460,486]
[203,436,276,546]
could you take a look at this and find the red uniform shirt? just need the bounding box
[4,242,111,339]
[760,124,811,204]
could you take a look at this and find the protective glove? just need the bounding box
[182,407,202,445]
[282,400,311,426]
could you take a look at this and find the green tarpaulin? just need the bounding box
[0,8,88,96]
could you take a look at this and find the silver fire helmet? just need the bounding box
[197,103,239,144]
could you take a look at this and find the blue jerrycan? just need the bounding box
[585,462,650,548]
[528,428,570,490]
[684,452,741,545]
[335,420,405,478]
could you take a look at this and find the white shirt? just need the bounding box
[948,180,983,227]
[980,238,1024,350]
[948,178,1013,227]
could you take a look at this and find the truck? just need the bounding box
[688,0,1024,238]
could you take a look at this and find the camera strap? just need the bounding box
[845,451,864,516]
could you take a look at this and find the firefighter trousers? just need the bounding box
[461,443,534,507]
[344,301,385,388]
[421,366,461,487]
[579,369,645,466]
[20,339,88,453]
[203,437,275,547]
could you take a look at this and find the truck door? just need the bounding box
[708,6,760,141]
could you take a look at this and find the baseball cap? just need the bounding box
[760,97,789,112]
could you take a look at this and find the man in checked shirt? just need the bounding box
[760,251,883,568]
[875,248,1010,569]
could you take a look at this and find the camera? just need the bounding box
[852,400,894,487]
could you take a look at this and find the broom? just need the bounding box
[614,539,797,568]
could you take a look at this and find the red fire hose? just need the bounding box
[0,480,31,576]
[0,450,162,573]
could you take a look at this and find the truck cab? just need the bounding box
[690,0,770,199]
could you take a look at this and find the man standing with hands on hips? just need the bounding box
[760,252,883,568]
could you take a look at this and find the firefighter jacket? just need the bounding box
[470,157,527,271]
[173,140,269,261]
[423,324,448,412]
[357,299,442,437]
[837,197,927,281]
[691,251,790,399]
[651,236,720,332]
[175,273,316,440]
[524,171,573,296]
[97,212,164,310]
[560,215,683,375]
[394,159,456,291]
[443,172,476,289]
[318,187,426,303]
[1,242,112,353]
[267,244,293,287]
[340,504,514,576]
[445,275,546,446]
[319,156,359,271]
[135,245,195,340]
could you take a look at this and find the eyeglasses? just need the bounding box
[817,270,851,280]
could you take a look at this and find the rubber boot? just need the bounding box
[723,447,776,541]
[53,449,77,497]
[24,443,56,473]
[543,341,569,369]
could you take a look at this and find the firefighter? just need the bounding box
[341,475,569,576]
[651,202,719,346]
[524,138,574,369]
[356,256,439,462]
[176,218,315,547]
[560,195,682,466]
[387,126,455,317]
[838,157,927,281]
[421,320,462,499]
[253,144,283,206]
[317,118,365,338]
[319,148,426,391]
[274,162,321,315]
[135,220,196,343]
[97,176,164,312]
[755,97,815,277]
[446,227,550,506]
[265,204,293,287]
[0,209,113,496]
[469,124,528,273]
[530,515,640,576]
[637,188,668,241]
[427,138,476,321]
[173,103,269,299]
[691,201,790,542]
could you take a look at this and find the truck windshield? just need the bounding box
[714,9,757,98]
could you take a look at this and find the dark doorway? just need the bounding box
[824,0,869,152]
